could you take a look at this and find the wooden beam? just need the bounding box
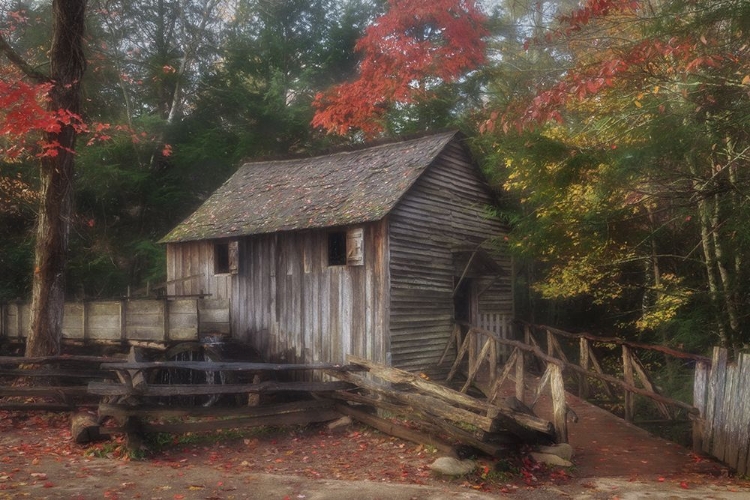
[623,346,635,422]
[88,380,354,397]
[335,403,454,455]
[550,365,568,443]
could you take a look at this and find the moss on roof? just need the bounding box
[160,131,460,243]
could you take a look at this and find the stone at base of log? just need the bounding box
[71,411,102,444]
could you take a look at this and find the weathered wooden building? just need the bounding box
[160,131,512,373]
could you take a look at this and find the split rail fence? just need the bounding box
[443,321,750,474]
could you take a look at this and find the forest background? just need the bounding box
[1,0,749,359]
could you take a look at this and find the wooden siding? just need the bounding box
[166,240,233,299]
[387,141,512,372]
[165,222,390,367]
[0,299,229,342]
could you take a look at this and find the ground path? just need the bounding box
[1,385,749,499]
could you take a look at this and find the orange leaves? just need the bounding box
[312,0,488,137]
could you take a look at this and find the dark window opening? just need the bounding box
[215,242,230,274]
[328,231,347,266]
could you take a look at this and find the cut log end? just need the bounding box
[71,411,102,444]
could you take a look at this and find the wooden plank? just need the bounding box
[335,403,454,455]
[99,399,334,419]
[530,364,553,410]
[86,301,122,340]
[724,355,744,469]
[100,361,365,372]
[622,345,635,422]
[586,342,616,399]
[62,303,84,339]
[703,347,727,455]
[446,331,471,382]
[527,322,712,364]
[550,364,568,443]
[692,360,709,453]
[579,337,590,398]
[489,348,518,404]
[737,353,750,476]
[0,386,90,397]
[515,348,525,404]
[630,351,671,420]
[716,357,737,464]
[88,380,354,396]
[461,335,493,393]
[141,408,341,434]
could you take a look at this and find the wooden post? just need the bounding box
[469,329,477,381]
[163,299,170,342]
[489,348,518,404]
[546,330,554,357]
[550,364,568,443]
[622,345,635,421]
[630,352,671,420]
[489,337,497,389]
[120,300,127,341]
[579,337,590,398]
[692,360,709,453]
[515,349,525,404]
[446,331,472,382]
[438,324,460,366]
[461,336,493,393]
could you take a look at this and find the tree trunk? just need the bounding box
[26,0,87,357]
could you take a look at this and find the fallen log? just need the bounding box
[341,356,554,440]
[335,403,454,455]
[71,411,101,444]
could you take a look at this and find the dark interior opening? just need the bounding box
[453,277,474,323]
[215,242,230,274]
[328,231,347,266]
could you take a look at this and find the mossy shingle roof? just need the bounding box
[161,131,459,243]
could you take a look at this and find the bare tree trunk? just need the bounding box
[691,166,727,346]
[26,0,87,357]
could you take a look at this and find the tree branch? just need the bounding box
[0,33,50,83]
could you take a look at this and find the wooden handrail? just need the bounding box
[518,321,711,364]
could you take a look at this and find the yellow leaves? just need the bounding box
[636,274,692,331]
[742,75,750,86]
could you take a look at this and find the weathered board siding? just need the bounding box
[166,240,233,299]
[167,222,390,367]
[694,347,750,474]
[0,299,228,342]
[387,141,512,372]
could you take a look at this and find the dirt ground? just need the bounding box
[2,410,750,499]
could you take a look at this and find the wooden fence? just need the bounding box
[441,321,748,462]
[0,298,230,345]
[694,347,750,475]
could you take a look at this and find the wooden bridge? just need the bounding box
[442,321,749,475]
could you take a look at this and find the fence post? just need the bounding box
[550,364,568,443]
[691,360,709,453]
[622,345,635,421]
[515,348,525,403]
[579,337,590,398]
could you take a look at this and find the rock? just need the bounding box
[327,416,352,432]
[529,452,573,467]
[536,443,574,461]
[429,456,476,476]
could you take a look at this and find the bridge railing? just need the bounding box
[441,321,719,454]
